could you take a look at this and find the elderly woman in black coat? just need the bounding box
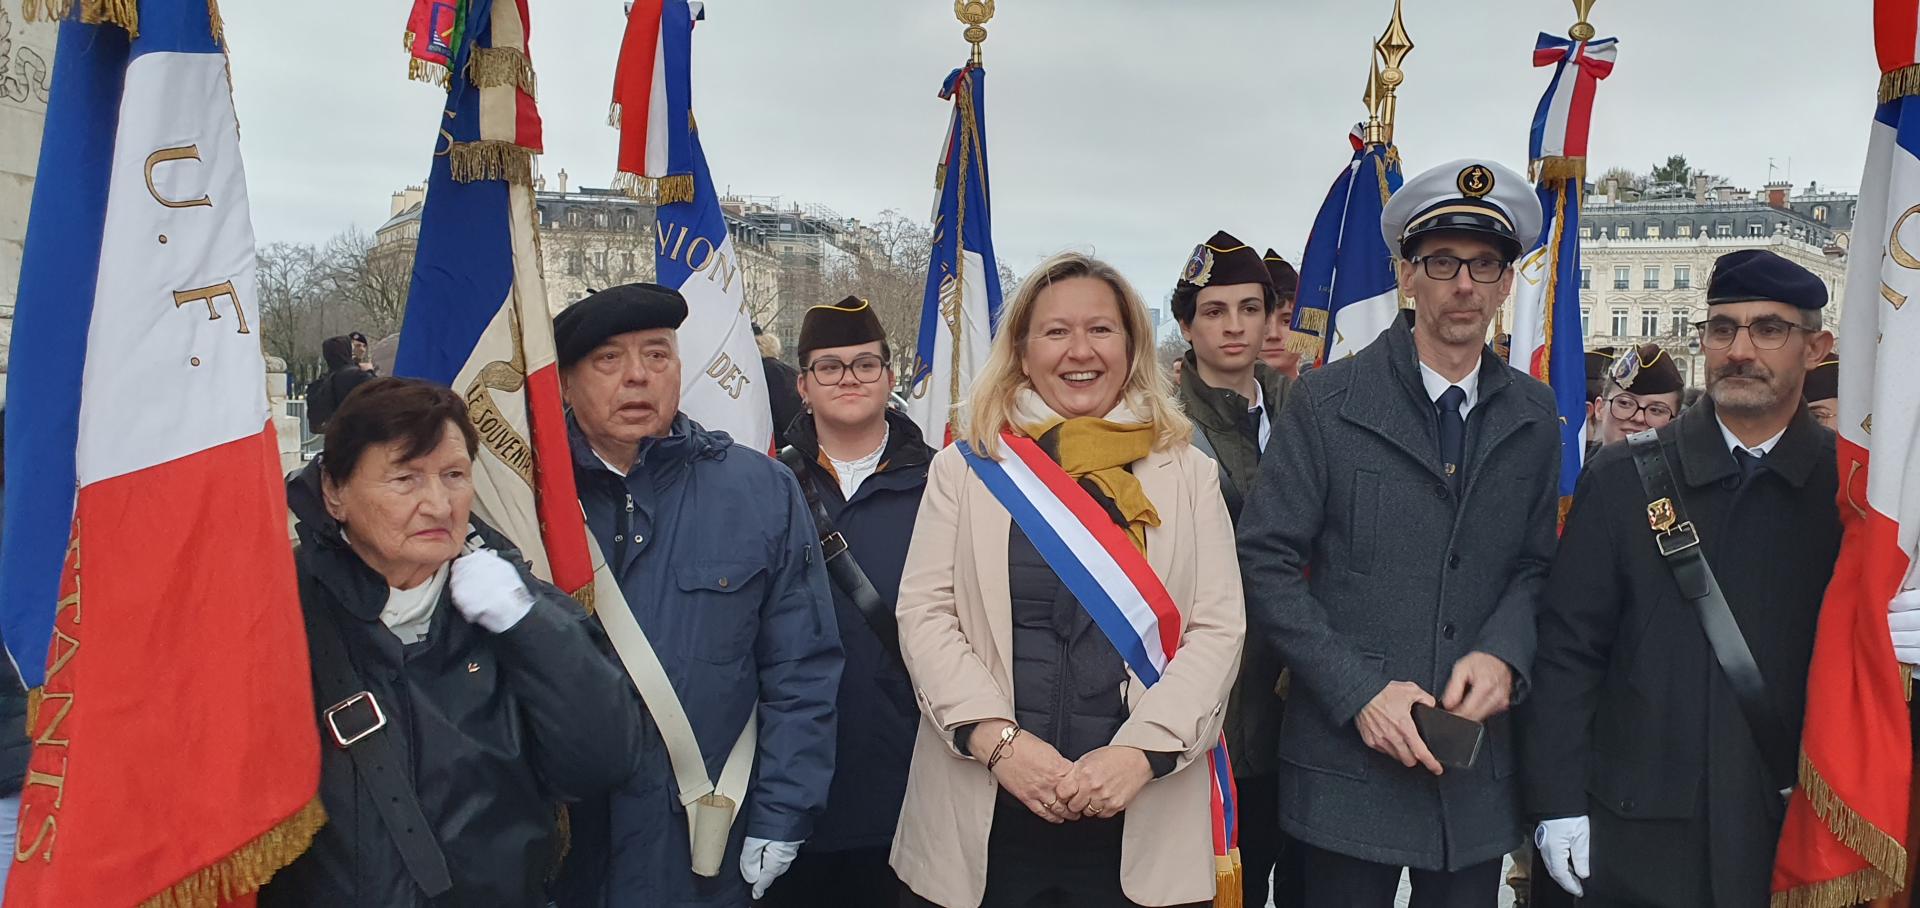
[262,378,640,907]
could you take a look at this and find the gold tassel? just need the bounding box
[408,57,452,90]
[23,687,42,736]
[1213,852,1243,908]
[137,796,326,908]
[468,47,537,96]
[23,0,70,24]
[79,0,137,35]
[1771,867,1906,908]
[447,141,534,186]
[613,172,694,206]
[545,804,572,882]
[1534,156,1588,185]
[1882,64,1920,104]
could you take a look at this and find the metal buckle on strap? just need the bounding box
[325,691,387,748]
[820,531,849,560]
[1656,521,1700,557]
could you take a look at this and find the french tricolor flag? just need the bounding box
[0,2,320,903]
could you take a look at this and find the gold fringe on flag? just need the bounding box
[1769,749,1909,908]
[25,0,138,35]
[1881,64,1920,105]
[469,46,537,96]
[408,57,452,90]
[613,171,695,206]
[607,101,623,129]
[137,796,326,908]
[1534,156,1588,184]
[205,0,223,45]
[448,140,534,186]
[1213,852,1243,908]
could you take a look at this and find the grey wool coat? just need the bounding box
[1235,312,1561,871]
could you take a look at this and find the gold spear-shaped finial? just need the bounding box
[1362,55,1388,146]
[956,0,995,66]
[1371,0,1414,146]
[1570,0,1598,41]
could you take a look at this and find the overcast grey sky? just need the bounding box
[224,0,1877,310]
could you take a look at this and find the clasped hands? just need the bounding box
[968,720,1151,824]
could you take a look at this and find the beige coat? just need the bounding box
[889,440,1246,908]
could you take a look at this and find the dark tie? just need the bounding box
[1242,405,1264,448]
[1734,448,1765,486]
[1436,386,1467,486]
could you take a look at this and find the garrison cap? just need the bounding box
[1381,159,1542,262]
[1585,347,1617,401]
[1803,352,1839,402]
[1179,231,1274,291]
[1706,249,1828,310]
[1607,343,1684,397]
[1263,249,1299,298]
[797,296,887,362]
[553,283,689,368]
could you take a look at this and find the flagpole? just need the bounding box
[951,0,994,424]
[1366,1,1413,309]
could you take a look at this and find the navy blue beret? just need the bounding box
[1705,249,1827,310]
[554,283,689,368]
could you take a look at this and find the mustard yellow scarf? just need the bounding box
[1011,390,1161,552]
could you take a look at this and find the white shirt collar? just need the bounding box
[828,426,890,501]
[1250,399,1272,452]
[1716,415,1787,457]
[1417,360,1482,416]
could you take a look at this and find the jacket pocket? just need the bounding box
[673,561,766,665]
[1347,469,1380,576]
[1277,652,1384,781]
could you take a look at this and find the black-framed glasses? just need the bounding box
[1409,255,1510,284]
[1607,395,1676,424]
[1691,317,1807,351]
[806,355,887,384]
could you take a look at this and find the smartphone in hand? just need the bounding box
[1412,703,1485,770]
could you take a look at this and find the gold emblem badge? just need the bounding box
[1181,244,1216,287]
[1610,346,1642,389]
[1458,164,1496,199]
[1646,498,1678,534]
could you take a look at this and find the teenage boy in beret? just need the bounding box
[1524,249,1841,907]
[1594,343,1685,447]
[762,297,933,907]
[553,283,843,907]
[1171,230,1296,908]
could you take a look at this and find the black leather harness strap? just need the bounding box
[777,446,902,666]
[303,598,455,898]
[1626,430,1796,788]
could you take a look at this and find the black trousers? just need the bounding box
[759,846,899,908]
[1299,844,1503,908]
[899,798,1207,908]
[1236,773,1306,908]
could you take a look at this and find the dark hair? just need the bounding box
[321,377,479,483]
[1170,282,1278,326]
[800,339,892,370]
[321,335,356,369]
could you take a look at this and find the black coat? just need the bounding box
[264,463,643,908]
[1520,398,1840,908]
[784,408,932,853]
[765,356,805,451]
[1236,313,1561,871]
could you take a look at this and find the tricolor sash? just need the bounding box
[958,431,1241,903]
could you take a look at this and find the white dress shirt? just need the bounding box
[1715,416,1786,458]
[1417,360,1483,417]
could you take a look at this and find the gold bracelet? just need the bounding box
[986,725,1022,770]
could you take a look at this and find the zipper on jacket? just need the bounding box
[615,491,635,567]
[1052,636,1071,757]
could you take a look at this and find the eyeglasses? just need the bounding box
[1409,255,1510,284]
[806,355,887,385]
[1691,317,1808,351]
[1607,395,1676,424]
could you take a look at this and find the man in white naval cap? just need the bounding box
[1237,159,1562,907]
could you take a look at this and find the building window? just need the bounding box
[1582,309,1592,338]
[623,252,635,275]
[1613,266,1630,290]
[1641,309,1660,337]
[1616,225,1631,238]
[1580,226,1593,239]
[1813,205,1829,223]
[1716,223,1732,237]
[1674,265,1691,290]
[1644,266,1660,289]
[1646,224,1661,238]
[1579,267,1591,290]
[566,252,582,276]
[1748,222,1765,236]
[1671,309,1690,336]
[1678,224,1693,237]
[1611,308,1629,336]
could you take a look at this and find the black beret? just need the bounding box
[1263,249,1298,297]
[553,283,689,368]
[1803,352,1839,402]
[1180,231,1274,292]
[1706,249,1827,310]
[1607,343,1683,397]
[797,296,887,362]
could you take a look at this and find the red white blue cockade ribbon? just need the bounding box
[957,431,1239,859]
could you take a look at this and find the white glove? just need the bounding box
[1534,816,1591,897]
[740,837,801,900]
[1891,589,1920,665]
[448,549,535,633]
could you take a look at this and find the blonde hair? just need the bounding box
[755,331,782,359]
[960,251,1191,456]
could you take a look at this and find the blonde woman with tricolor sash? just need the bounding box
[891,252,1248,908]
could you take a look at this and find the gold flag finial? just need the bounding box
[956,0,995,66]
[1570,0,1597,41]
[1364,0,1413,146]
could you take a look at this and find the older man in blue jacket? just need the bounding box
[554,283,842,907]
